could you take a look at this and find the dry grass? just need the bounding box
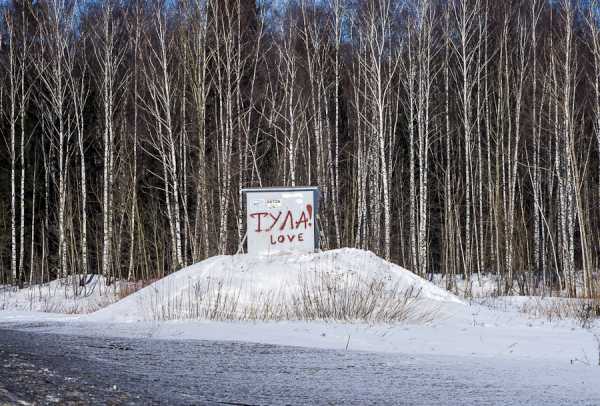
[116,279,158,301]
[148,277,244,321]
[443,270,600,328]
[517,297,600,328]
[290,271,433,322]
[476,294,600,328]
[147,271,439,323]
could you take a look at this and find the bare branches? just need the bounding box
[0,0,599,300]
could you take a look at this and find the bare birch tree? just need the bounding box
[451,0,480,281]
[142,2,184,269]
[183,0,210,260]
[36,0,77,279]
[361,0,398,260]
[3,11,18,284]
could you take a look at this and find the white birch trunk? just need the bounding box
[6,16,18,284]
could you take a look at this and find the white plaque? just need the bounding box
[243,187,319,255]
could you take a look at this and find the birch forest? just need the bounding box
[1,0,600,298]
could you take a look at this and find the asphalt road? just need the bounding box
[1,324,599,405]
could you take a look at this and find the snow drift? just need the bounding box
[87,248,462,323]
[0,275,121,314]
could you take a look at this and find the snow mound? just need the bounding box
[86,248,463,323]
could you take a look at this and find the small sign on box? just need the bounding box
[241,187,320,255]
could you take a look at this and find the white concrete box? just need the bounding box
[241,187,320,255]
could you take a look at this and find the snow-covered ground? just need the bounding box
[0,275,125,314]
[431,272,502,297]
[432,269,599,298]
[1,249,599,367]
[88,248,460,323]
[2,299,597,365]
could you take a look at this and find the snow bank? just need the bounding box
[87,248,462,323]
[0,275,122,314]
[3,253,599,364]
[6,299,598,364]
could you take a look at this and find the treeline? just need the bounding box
[1,0,599,297]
